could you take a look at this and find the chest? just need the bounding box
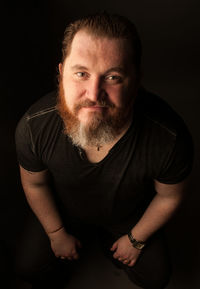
[83,145,113,163]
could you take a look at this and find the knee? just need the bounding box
[14,250,54,283]
[15,257,39,282]
[126,266,171,289]
[143,258,171,289]
[142,272,170,289]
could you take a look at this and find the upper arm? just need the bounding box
[154,178,188,199]
[15,114,47,173]
[19,165,50,188]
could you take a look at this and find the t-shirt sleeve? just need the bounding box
[15,115,47,172]
[155,126,194,184]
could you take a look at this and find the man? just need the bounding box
[15,12,193,289]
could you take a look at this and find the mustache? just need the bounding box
[74,99,115,112]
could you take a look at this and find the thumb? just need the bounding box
[110,241,118,251]
[76,239,82,248]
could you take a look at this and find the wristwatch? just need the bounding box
[128,231,146,250]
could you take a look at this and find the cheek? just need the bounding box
[106,86,125,107]
[109,81,137,108]
[63,80,85,109]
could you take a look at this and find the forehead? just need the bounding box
[64,30,133,70]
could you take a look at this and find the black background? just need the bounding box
[1,1,200,288]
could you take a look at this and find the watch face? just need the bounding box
[137,243,144,249]
[128,232,145,250]
[134,242,145,250]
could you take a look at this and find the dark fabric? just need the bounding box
[98,228,171,289]
[15,88,194,233]
[0,240,13,289]
[14,213,71,288]
[15,213,171,289]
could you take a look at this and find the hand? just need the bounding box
[48,227,82,260]
[110,235,141,267]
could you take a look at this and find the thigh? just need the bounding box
[125,232,171,289]
[14,213,94,284]
[0,240,12,289]
[99,229,171,289]
[14,212,58,282]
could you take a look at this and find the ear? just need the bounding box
[58,63,63,75]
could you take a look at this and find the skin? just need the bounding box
[20,30,187,267]
[59,30,138,127]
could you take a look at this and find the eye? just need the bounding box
[75,72,87,78]
[105,74,122,83]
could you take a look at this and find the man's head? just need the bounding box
[61,12,142,73]
[57,12,142,149]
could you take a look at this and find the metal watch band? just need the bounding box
[128,231,146,250]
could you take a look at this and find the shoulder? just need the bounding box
[134,88,193,184]
[17,90,62,129]
[15,90,63,146]
[25,90,57,119]
[135,88,190,139]
[15,90,65,171]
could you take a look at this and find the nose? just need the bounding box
[86,77,104,102]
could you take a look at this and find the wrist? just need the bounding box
[127,230,146,250]
[47,225,65,236]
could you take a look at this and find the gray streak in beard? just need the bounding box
[68,120,117,149]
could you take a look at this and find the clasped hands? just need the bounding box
[49,228,140,267]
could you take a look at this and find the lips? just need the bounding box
[82,106,105,110]
[74,100,114,113]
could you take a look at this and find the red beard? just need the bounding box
[56,77,133,148]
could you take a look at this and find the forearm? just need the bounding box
[23,182,81,260]
[19,167,81,260]
[20,166,65,236]
[24,184,64,236]
[131,188,184,242]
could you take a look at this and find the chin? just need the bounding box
[78,111,102,125]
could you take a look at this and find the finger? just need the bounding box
[122,259,129,264]
[60,256,66,260]
[71,249,77,256]
[76,239,82,248]
[113,253,119,259]
[73,253,79,260]
[128,260,135,267]
[110,242,117,251]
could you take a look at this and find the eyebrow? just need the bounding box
[105,67,125,74]
[71,64,125,74]
[71,65,88,71]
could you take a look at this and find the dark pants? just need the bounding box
[15,213,171,289]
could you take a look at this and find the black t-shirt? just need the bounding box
[15,89,193,234]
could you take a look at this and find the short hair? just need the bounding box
[61,12,142,72]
